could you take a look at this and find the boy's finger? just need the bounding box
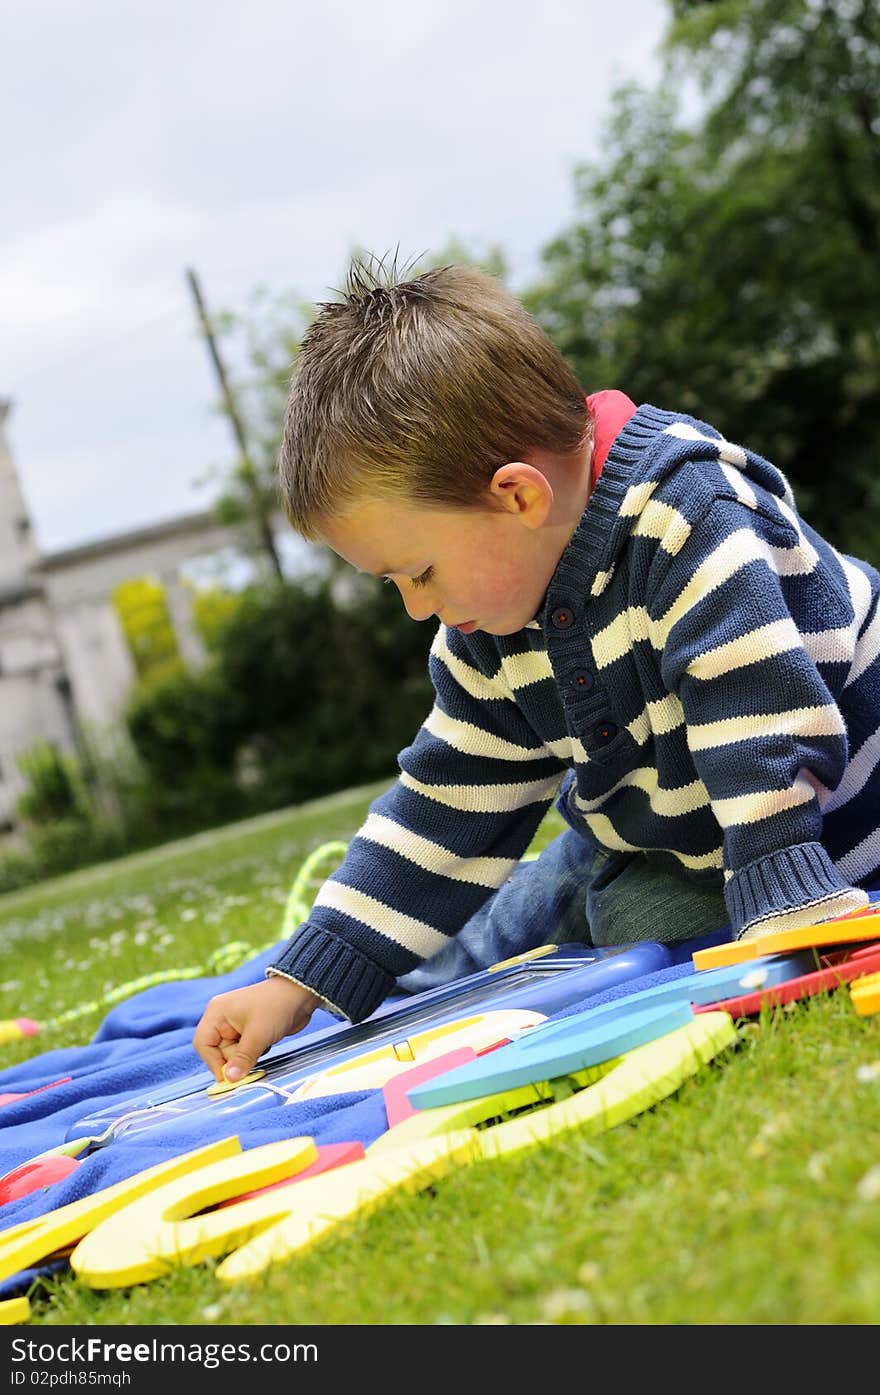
[193,1014,239,1082]
[222,1047,260,1082]
[195,1040,228,1083]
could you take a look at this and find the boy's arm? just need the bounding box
[654,498,871,939]
[267,625,568,1021]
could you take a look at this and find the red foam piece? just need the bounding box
[383,1046,478,1128]
[213,1140,366,1209]
[695,943,880,1019]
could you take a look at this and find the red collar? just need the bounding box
[587,390,638,489]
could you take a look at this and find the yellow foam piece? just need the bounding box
[71,1129,477,1289]
[368,1011,736,1162]
[215,1130,479,1285]
[692,913,880,971]
[290,1008,544,1101]
[0,1138,242,1299]
[850,971,880,1017]
[206,1068,266,1096]
[0,1295,31,1325]
[71,1135,318,1288]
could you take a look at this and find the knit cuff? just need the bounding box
[725,841,868,938]
[267,921,395,1024]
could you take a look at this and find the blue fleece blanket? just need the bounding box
[1,896,876,1298]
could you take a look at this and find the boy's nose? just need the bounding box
[401,588,437,623]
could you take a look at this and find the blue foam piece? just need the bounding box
[407,948,812,1107]
[411,997,697,1105]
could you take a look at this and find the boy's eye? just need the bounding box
[410,567,434,589]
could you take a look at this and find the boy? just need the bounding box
[193,258,880,1084]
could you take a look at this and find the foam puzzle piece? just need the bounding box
[406,951,809,1109]
[72,1132,478,1289]
[694,943,880,1018]
[206,1069,266,1096]
[406,1000,694,1108]
[370,1012,737,1164]
[287,1009,540,1102]
[692,913,880,971]
[0,1153,80,1207]
[0,1139,243,1296]
[382,1047,478,1129]
[213,1141,366,1208]
[0,1295,30,1325]
[850,971,880,1017]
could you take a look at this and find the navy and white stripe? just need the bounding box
[271,404,880,1020]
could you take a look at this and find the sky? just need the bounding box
[2,0,670,558]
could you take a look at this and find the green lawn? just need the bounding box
[1,780,878,1326]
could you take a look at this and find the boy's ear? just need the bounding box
[487,462,553,529]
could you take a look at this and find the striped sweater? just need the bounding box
[270,403,880,1022]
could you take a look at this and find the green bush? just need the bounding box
[0,842,38,894]
[26,816,124,876]
[15,742,85,824]
[123,659,243,838]
[122,575,434,826]
[210,574,434,808]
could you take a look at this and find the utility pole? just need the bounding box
[185,266,284,581]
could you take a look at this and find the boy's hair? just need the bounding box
[279,255,591,538]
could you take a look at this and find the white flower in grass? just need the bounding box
[740,968,770,991]
[856,1061,880,1084]
[181,908,198,922]
[540,1287,595,1321]
[855,1165,880,1202]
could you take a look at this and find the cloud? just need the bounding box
[1,0,667,552]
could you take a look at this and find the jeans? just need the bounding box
[395,827,729,994]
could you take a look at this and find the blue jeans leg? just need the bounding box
[395,828,728,993]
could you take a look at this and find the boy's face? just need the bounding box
[318,490,563,636]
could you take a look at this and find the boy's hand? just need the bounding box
[192,976,322,1084]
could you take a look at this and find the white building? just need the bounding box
[0,399,300,830]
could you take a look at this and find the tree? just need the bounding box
[113,576,179,678]
[524,0,880,561]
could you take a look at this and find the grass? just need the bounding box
[1,779,879,1326]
